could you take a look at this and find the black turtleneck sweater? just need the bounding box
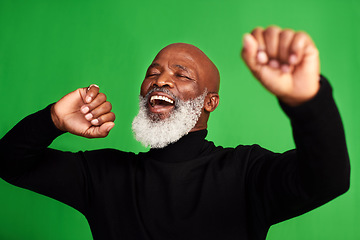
[0,77,350,240]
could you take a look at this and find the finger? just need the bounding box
[91,112,116,126]
[278,29,295,63]
[251,27,268,64]
[251,27,265,50]
[280,64,294,73]
[241,33,259,70]
[263,26,281,59]
[289,32,313,65]
[86,101,112,121]
[81,92,107,114]
[85,84,100,103]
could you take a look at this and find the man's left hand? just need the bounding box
[241,26,320,106]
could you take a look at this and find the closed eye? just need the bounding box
[146,73,160,78]
[176,74,192,80]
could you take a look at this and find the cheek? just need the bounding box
[140,80,151,96]
[177,82,201,100]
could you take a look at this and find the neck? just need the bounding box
[144,129,209,163]
[190,111,209,132]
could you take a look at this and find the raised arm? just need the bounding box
[0,85,116,212]
[241,26,350,224]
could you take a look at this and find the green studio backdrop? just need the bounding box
[0,0,359,239]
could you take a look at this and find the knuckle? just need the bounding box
[267,25,281,30]
[105,101,112,110]
[251,27,263,35]
[251,28,264,42]
[99,92,107,101]
[294,32,310,44]
[280,29,294,39]
[104,101,111,108]
[89,90,98,98]
[291,37,305,50]
[296,31,308,37]
[264,26,280,36]
[110,112,116,121]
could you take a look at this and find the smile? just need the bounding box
[147,92,176,114]
[150,95,174,106]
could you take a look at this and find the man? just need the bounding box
[0,26,350,240]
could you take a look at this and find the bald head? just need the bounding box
[155,43,220,94]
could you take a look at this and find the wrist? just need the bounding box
[278,80,321,107]
[50,104,67,132]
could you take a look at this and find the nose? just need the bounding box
[152,73,174,88]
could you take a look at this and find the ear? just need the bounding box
[204,93,219,112]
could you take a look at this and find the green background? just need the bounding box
[0,0,359,239]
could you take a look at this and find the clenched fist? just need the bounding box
[51,85,115,138]
[241,26,320,106]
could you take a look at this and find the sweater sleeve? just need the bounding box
[246,76,350,226]
[0,105,90,214]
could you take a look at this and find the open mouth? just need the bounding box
[148,92,175,113]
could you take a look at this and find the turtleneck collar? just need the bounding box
[144,129,209,163]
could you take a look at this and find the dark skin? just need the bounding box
[140,43,220,132]
[51,26,320,138]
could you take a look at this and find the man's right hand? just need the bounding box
[50,84,115,138]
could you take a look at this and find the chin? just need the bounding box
[147,110,172,122]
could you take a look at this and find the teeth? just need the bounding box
[150,95,174,104]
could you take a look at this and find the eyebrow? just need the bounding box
[148,63,193,76]
[149,63,160,68]
[174,64,188,72]
[173,65,195,78]
[149,63,191,73]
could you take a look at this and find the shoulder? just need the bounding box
[208,142,297,172]
[81,148,136,168]
[83,148,135,158]
[204,141,276,166]
[208,141,276,160]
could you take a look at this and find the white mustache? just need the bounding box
[145,87,179,107]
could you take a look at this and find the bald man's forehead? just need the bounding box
[155,48,197,64]
[153,45,213,75]
[157,44,208,62]
[160,43,203,53]
[152,49,199,73]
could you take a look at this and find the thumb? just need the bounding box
[241,33,259,71]
[86,122,115,138]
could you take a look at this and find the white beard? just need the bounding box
[132,89,207,149]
